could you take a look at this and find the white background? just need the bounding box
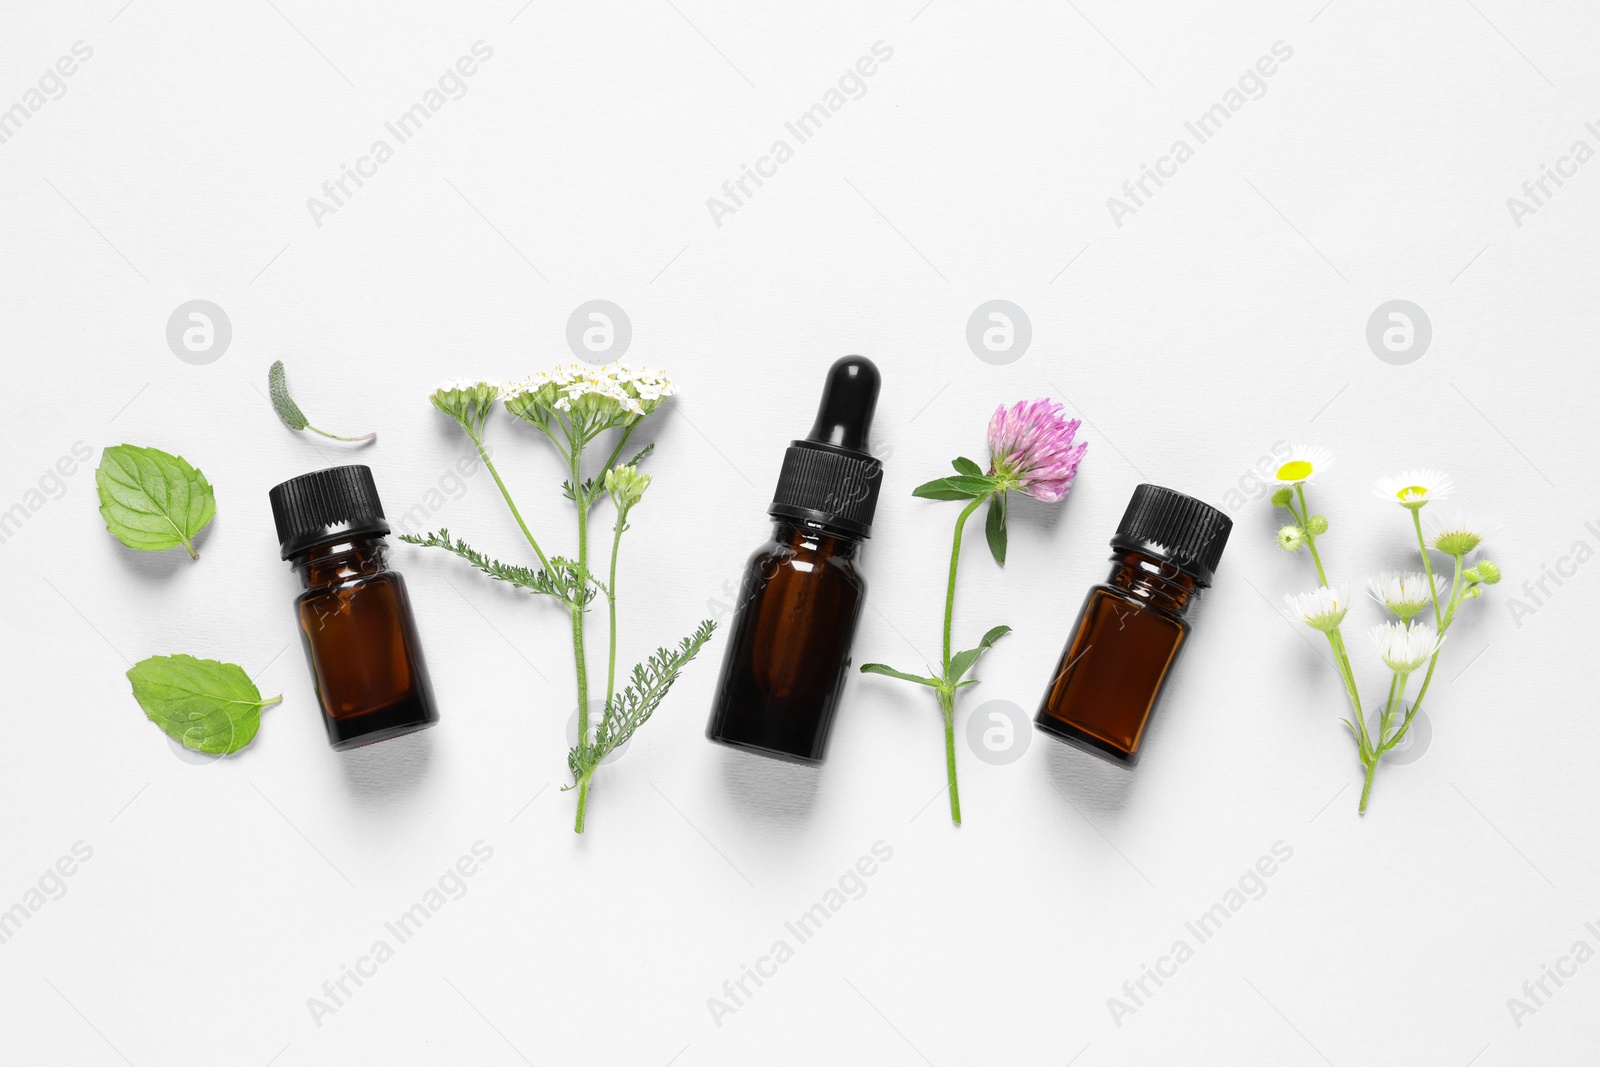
[1,1,1595,1064]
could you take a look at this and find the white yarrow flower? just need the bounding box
[1284,584,1350,633]
[1370,620,1443,673]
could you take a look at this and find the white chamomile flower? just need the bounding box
[1424,510,1497,558]
[1373,468,1453,510]
[1284,584,1350,633]
[1365,571,1438,622]
[1276,525,1305,552]
[1267,444,1334,486]
[1369,620,1443,673]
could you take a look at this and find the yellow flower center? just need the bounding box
[1396,485,1428,500]
[1277,460,1313,481]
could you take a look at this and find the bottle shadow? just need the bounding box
[715,745,823,830]
[338,726,436,800]
[1040,730,1140,822]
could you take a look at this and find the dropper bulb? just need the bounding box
[806,356,880,451]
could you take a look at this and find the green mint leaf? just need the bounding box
[571,618,717,782]
[126,654,280,755]
[985,491,1008,566]
[952,456,983,477]
[95,444,216,560]
[859,662,941,687]
[268,360,310,430]
[268,360,374,442]
[948,624,1012,684]
[912,476,987,501]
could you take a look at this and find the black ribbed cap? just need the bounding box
[1111,484,1233,586]
[769,356,883,538]
[268,465,390,559]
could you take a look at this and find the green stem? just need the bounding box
[466,427,552,572]
[574,774,592,834]
[1385,556,1462,753]
[1325,627,1367,750]
[1412,509,1442,626]
[943,497,986,671]
[606,510,627,706]
[1359,757,1377,814]
[1295,484,1329,586]
[939,689,961,825]
[308,425,376,443]
[571,442,593,834]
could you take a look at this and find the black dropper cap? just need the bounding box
[269,464,390,560]
[1111,484,1233,586]
[769,356,883,538]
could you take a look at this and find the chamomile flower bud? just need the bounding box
[1366,571,1437,622]
[604,464,652,512]
[1305,515,1329,535]
[1424,511,1497,558]
[1276,525,1305,552]
[1477,560,1502,584]
[1284,584,1350,633]
[1270,487,1294,507]
[1370,620,1443,673]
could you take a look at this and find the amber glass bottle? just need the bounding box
[1035,484,1231,766]
[269,465,440,750]
[706,356,882,764]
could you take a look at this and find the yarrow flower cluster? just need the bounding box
[862,397,1087,826]
[503,362,675,436]
[1266,447,1502,814]
[409,361,712,835]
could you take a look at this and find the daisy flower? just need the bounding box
[986,399,1087,503]
[1373,469,1453,510]
[1424,510,1497,558]
[1369,620,1443,673]
[1284,583,1350,632]
[1366,571,1438,622]
[1267,444,1334,486]
[1276,525,1305,552]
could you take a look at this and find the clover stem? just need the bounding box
[939,688,961,825]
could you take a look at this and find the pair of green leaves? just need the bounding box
[126,654,281,755]
[912,457,1009,566]
[860,624,1012,693]
[99,448,274,755]
[96,444,216,560]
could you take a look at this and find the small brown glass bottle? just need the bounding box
[269,465,440,750]
[706,356,883,764]
[1035,485,1232,766]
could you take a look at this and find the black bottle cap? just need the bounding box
[1111,484,1233,586]
[269,464,390,560]
[769,356,883,538]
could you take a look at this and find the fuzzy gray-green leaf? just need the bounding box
[268,360,310,430]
